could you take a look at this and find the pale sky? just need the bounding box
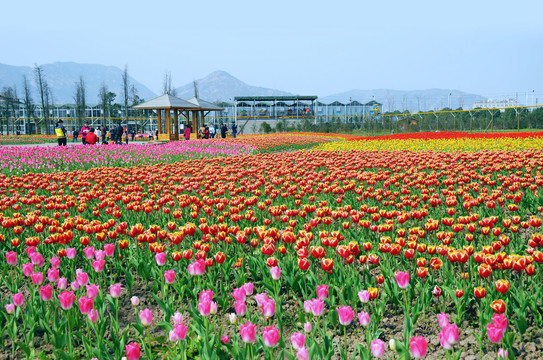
[1,0,542,99]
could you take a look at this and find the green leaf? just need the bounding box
[15,342,31,357]
[394,340,411,360]
[453,348,463,360]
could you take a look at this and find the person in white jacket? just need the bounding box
[95,128,102,141]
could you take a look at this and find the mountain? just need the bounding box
[319,89,486,112]
[175,71,292,102]
[0,62,157,105]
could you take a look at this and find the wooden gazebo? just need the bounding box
[133,94,224,141]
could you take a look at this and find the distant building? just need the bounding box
[472,98,519,111]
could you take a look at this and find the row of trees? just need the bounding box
[0,65,145,135]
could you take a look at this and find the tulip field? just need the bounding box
[1,132,543,359]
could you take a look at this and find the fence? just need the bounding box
[1,105,542,135]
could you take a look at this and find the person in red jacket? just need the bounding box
[86,128,98,145]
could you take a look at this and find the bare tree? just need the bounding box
[22,75,35,134]
[34,64,50,134]
[1,86,19,134]
[46,85,54,126]
[73,76,86,128]
[98,83,109,124]
[193,81,199,98]
[386,91,395,113]
[98,83,116,127]
[162,71,176,96]
[122,65,130,124]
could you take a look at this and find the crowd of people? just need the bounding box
[55,121,138,146]
[191,122,237,140]
[55,121,239,146]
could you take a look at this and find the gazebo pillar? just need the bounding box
[192,110,198,134]
[201,110,205,128]
[173,110,179,140]
[157,110,163,134]
[165,110,171,138]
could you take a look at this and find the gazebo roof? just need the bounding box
[133,94,201,110]
[186,97,224,111]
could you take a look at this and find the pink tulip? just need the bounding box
[58,291,75,310]
[169,322,188,341]
[5,303,15,314]
[83,247,95,259]
[358,311,370,326]
[198,300,211,316]
[210,301,218,315]
[57,277,67,290]
[50,256,61,269]
[30,253,44,267]
[296,346,309,360]
[233,287,247,301]
[78,296,94,315]
[66,248,77,259]
[439,324,458,349]
[172,312,184,324]
[110,283,121,298]
[164,270,175,284]
[358,289,370,303]
[139,308,153,326]
[88,309,99,323]
[316,284,329,300]
[26,246,36,257]
[487,323,505,344]
[491,314,508,331]
[71,281,80,290]
[188,259,206,276]
[23,262,33,276]
[437,313,449,328]
[263,326,280,347]
[261,298,276,318]
[291,332,306,350]
[47,268,59,282]
[125,342,141,360]
[12,293,24,306]
[304,322,312,332]
[371,339,386,358]
[394,271,410,289]
[31,272,44,285]
[86,284,100,298]
[255,293,268,306]
[221,335,229,344]
[243,282,254,295]
[240,321,256,343]
[309,298,325,317]
[155,252,166,266]
[76,270,89,285]
[498,348,508,360]
[94,250,105,261]
[131,296,140,306]
[235,300,247,316]
[303,300,312,313]
[104,243,115,257]
[410,336,428,359]
[337,305,355,326]
[40,284,53,301]
[91,259,105,272]
[200,289,214,302]
[6,251,17,266]
[270,266,281,280]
